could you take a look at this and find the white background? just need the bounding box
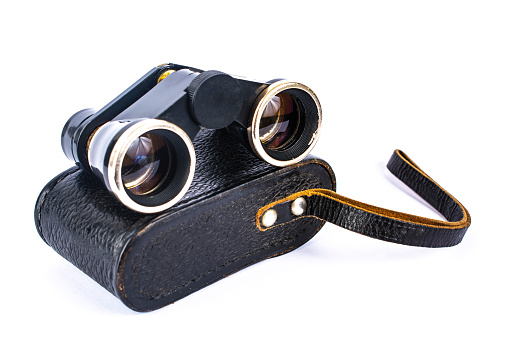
[1,1,507,338]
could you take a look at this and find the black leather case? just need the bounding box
[35,129,335,312]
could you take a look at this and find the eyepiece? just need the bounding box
[88,119,195,213]
[61,108,96,163]
[249,81,322,167]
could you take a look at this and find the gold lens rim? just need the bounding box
[107,119,195,214]
[248,80,322,167]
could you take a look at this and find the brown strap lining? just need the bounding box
[256,150,471,247]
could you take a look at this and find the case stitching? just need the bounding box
[139,224,312,300]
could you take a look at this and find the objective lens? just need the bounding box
[249,80,321,167]
[88,119,195,213]
[121,133,171,195]
[259,93,300,150]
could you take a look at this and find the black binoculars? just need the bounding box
[62,63,322,213]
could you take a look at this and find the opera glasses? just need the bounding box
[61,63,322,213]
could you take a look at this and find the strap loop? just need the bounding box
[256,150,471,248]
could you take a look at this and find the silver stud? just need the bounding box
[261,209,278,227]
[291,197,307,216]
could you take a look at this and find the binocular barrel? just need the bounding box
[61,63,322,213]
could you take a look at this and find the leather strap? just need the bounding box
[256,150,471,247]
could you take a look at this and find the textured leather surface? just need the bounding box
[35,129,335,311]
[257,150,470,248]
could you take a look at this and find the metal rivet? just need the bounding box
[291,197,307,216]
[261,209,278,227]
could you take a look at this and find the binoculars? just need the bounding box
[62,63,322,213]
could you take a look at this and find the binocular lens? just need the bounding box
[121,133,172,195]
[87,119,195,213]
[259,93,300,150]
[249,81,321,167]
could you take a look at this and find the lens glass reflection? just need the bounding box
[121,133,171,195]
[259,93,300,150]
